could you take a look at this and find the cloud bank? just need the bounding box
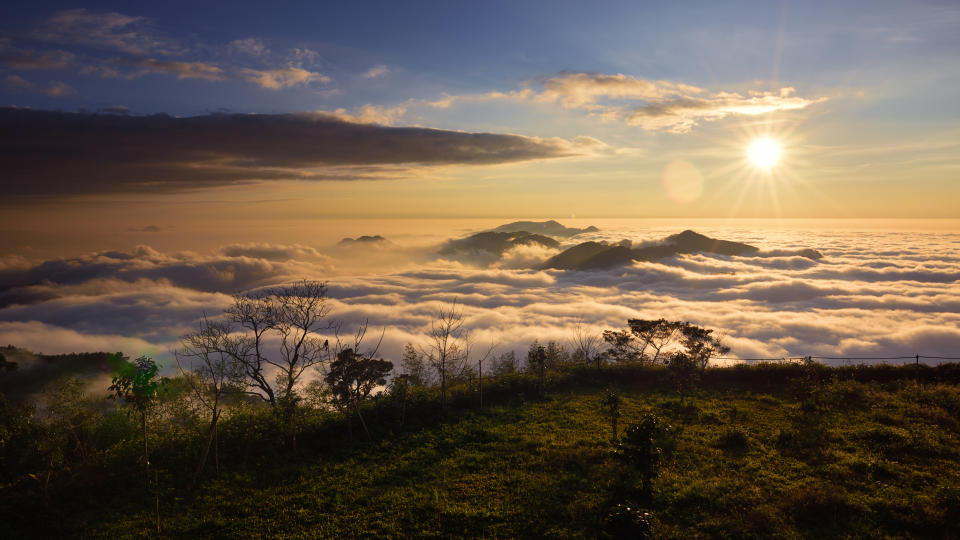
[0,108,590,196]
[0,225,956,372]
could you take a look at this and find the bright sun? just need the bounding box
[747,138,782,170]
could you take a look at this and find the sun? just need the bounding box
[746,137,782,170]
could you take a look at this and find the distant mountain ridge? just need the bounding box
[440,231,560,258]
[337,235,391,246]
[544,229,823,270]
[491,220,599,237]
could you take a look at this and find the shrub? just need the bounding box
[604,503,654,539]
[615,414,672,499]
[716,428,749,454]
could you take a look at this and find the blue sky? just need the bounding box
[1,1,959,223]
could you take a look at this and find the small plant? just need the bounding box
[666,352,700,405]
[716,427,749,454]
[604,503,654,539]
[615,414,672,500]
[598,389,621,442]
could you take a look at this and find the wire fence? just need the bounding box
[707,354,960,367]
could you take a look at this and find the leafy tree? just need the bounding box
[493,350,518,376]
[602,319,683,365]
[527,342,547,390]
[616,414,672,500]
[400,343,429,387]
[599,389,621,442]
[324,348,393,441]
[678,323,731,368]
[108,354,162,482]
[666,352,700,405]
[0,352,17,375]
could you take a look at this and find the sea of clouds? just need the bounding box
[1,222,958,380]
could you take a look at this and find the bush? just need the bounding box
[604,503,654,539]
[715,428,749,454]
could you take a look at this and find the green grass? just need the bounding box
[4,367,960,538]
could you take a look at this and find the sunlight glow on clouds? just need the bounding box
[1,225,957,366]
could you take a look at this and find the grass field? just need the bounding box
[4,364,960,538]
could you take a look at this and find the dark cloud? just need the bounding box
[0,108,585,197]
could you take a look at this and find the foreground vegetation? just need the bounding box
[3,362,960,538]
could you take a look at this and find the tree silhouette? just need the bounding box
[108,354,162,482]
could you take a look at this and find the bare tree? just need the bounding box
[176,317,243,488]
[420,301,467,410]
[472,340,498,408]
[215,280,333,408]
[181,280,334,452]
[570,320,602,369]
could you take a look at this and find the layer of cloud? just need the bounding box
[0,226,957,375]
[0,108,591,196]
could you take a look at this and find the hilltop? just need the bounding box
[3,362,959,538]
[545,230,823,270]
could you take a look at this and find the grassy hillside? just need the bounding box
[4,364,960,538]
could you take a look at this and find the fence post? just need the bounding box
[915,354,920,389]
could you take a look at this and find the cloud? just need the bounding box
[361,64,390,79]
[229,38,269,57]
[0,39,75,70]
[536,72,705,109]
[422,72,826,133]
[2,74,35,92]
[100,105,130,114]
[286,48,325,69]
[625,88,828,133]
[115,58,226,80]
[32,9,181,56]
[42,81,73,97]
[0,108,590,196]
[326,104,409,125]
[0,227,957,390]
[238,66,329,89]
[219,243,329,261]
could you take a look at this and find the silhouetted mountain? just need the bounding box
[544,230,822,270]
[491,220,599,237]
[337,235,391,246]
[440,231,559,258]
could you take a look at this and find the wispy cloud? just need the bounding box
[0,39,75,70]
[32,9,182,56]
[238,66,330,89]
[361,64,390,79]
[229,38,269,57]
[420,72,826,133]
[115,58,226,81]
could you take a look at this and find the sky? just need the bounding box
[1,2,959,377]
[1,0,959,245]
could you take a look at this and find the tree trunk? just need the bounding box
[141,410,150,484]
[355,400,372,443]
[478,360,483,409]
[191,409,220,489]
